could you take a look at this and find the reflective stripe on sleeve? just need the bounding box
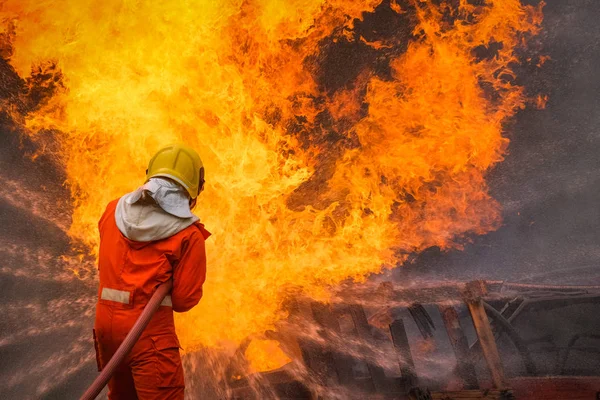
[101,288,130,304]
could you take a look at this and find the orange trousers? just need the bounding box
[95,332,185,400]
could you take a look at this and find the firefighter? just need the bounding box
[93,143,210,400]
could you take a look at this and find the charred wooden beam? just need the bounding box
[294,299,336,394]
[430,389,514,399]
[481,302,537,376]
[335,280,600,306]
[408,387,433,400]
[390,318,418,388]
[408,303,435,339]
[348,304,391,393]
[463,281,507,390]
[510,376,600,400]
[310,302,352,386]
[439,304,478,389]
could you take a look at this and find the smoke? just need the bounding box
[392,0,600,286]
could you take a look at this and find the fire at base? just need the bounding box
[0,0,543,372]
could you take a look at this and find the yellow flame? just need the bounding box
[1,0,543,372]
[245,339,292,373]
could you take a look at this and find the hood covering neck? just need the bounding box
[115,178,199,242]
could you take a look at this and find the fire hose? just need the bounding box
[80,279,173,400]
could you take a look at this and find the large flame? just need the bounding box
[1,0,542,371]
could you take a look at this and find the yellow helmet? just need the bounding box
[146,143,205,199]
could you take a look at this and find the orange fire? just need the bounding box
[536,94,549,109]
[0,0,543,372]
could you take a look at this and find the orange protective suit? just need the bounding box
[93,199,209,400]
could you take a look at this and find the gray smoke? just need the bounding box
[391,0,600,286]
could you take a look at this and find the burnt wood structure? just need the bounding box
[227,280,600,399]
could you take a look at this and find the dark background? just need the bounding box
[0,0,599,398]
[393,0,600,286]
